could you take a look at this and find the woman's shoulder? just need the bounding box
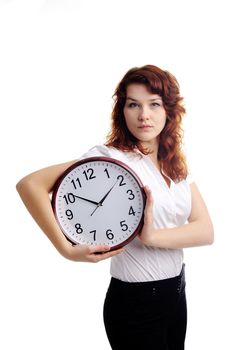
[186,173,195,185]
[80,144,140,162]
[78,144,113,159]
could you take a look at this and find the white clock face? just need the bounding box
[52,157,145,250]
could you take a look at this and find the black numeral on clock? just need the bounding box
[63,193,75,204]
[89,230,96,241]
[106,229,114,240]
[83,168,96,180]
[127,189,135,200]
[104,168,110,178]
[120,220,128,231]
[65,209,73,220]
[75,223,83,234]
[117,175,126,186]
[71,178,82,189]
[128,206,136,216]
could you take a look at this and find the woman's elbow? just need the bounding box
[16,175,35,197]
[16,177,26,195]
[205,221,214,245]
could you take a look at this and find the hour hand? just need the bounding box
[72,194,100,206]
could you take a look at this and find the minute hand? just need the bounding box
[90,180,118,216]
[98,179,118,205]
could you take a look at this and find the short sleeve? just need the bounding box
[78,144,112,159]
[186,172,194,184]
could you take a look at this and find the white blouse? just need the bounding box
[80,145,193,282]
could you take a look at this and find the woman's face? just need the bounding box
[123,83,167,151]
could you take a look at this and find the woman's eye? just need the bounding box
[127,102,161,108]
[128,102,139,108]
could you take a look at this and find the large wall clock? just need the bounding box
[52,157,145,250]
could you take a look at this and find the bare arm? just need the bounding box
[16,161,123,262]
[139,183,214,249]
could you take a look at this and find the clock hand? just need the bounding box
[90,179,118,216]
[72,194,100,206]
[98,179,118,205]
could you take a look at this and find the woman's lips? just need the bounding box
[138,125,153,129]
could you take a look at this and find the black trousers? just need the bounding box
[103,265,187,350]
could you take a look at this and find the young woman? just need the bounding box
[16,64,214,350]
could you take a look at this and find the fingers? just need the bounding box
[69,242,124,262]
[86,244,124,263]
[143,186,154,224]
[88,245,111,254]
[144,185,153,205]
[92,247,124,263]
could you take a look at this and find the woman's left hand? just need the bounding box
[138,186,155,246]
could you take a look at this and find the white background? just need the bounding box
[0,0,232,349]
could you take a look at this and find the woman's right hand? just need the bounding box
[64,244,124,263]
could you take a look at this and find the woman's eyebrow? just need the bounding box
[126,97,162,102]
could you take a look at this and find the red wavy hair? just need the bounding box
[105,64,188,182]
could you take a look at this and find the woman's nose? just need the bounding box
[138,106,150,121]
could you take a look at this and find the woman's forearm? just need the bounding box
[140,185,214,250]
[147,220,214,249]
[16,178,71,257]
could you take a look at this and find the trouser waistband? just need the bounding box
[108,264,185,296]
